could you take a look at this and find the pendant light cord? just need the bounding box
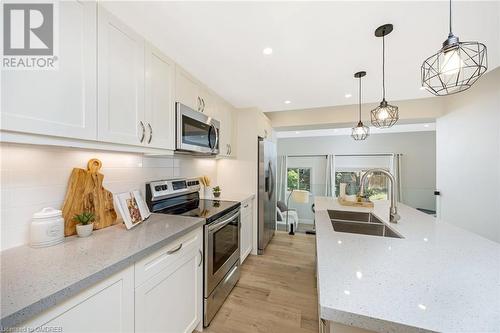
[382,35,386,101]
[449,0,452,35]
[358,76,362,121]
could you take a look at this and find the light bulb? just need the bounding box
[377,108,389,120]
[440,48,464,76]
[354,126,364,135]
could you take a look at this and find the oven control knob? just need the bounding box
[162,185,168,191]
[155,185,162,191]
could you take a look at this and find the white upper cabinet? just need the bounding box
[145,44,175,150]
[217,99,236,157]
[175,67,201,112]
[199,87,215,117]
[1,1,97,140]
[175,66,215,116]
[97,7,145,146]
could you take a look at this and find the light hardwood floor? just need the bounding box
[203,231,318,333]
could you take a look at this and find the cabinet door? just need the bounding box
[240,199,254,263]
[97,7,145,146]
[1,1,97,140]
[23,266,134,333]
[145,44,175,150]
[175,67,201,112]
[199,88,215,117]
[219,101,234,156]
[135,247,203,333]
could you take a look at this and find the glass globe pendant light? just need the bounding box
[351,71,369,141]
[371,24,399,128]
[421,0,487,96]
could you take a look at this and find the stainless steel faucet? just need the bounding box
[359,168,400,223]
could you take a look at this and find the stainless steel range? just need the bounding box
[145,178,240,327]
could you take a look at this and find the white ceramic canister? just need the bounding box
[30,207,64,248]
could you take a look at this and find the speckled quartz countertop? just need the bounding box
[200,192,255,202]
[0,214,205,329]
[315,197,500,333]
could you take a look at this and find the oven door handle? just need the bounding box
[208,210,240,233]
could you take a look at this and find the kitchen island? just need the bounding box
[315,197,500,333]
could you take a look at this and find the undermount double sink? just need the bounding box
[329,210,403,239]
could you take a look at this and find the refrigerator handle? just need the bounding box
[267,161,274,200]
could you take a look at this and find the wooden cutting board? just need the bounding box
[62,159,118,236]
[338,197,374,208]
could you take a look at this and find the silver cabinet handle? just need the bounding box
[139,121,145,143]
[197,97,201,112]
[201,98,205,112]
[226,144,230,155]
[147,123,152,144]
[166,243,182,255]
[198,249,203,267]
[228,144,232,155]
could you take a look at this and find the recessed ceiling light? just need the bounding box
[284,100,291,104]
[295,131,300,134]
[418,304,427,310]
[345,93,352,98]
[344,290,351,295]
[423,124,430,128]
[262,47,273,55]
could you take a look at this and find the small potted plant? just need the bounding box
[74,211,95,237]
[213,186,221,198]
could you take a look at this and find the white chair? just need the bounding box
[276,206,298,232]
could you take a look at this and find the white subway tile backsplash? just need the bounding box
[0,143,217,250]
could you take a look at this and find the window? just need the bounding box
[287,167,311,191]
[335,170,388,201]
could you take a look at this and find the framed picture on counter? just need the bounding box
[114,190,151,229]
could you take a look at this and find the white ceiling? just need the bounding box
[102,1,500,112]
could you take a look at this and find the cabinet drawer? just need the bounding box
[135,228,202,287]
[241,199,253,217]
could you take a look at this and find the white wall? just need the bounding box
[436,68,500,243]
[0,143,217,250]
[277,131,437,211]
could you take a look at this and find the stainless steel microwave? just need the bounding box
[176,102,220,155]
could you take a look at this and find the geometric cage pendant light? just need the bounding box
[351,71,370,141]
[371,24,399,129]
[421,0,487,96]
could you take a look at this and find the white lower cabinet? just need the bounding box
[135,228,203,333]
[23,266,134,333]
[20,228,203,333]
[240,198,254,263]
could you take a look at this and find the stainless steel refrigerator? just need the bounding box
[258,138,276,254]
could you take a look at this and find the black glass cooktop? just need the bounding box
[156,197,240,223]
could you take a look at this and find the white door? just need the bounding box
[145,44,175,150]
[135,248,203,333]
[175,67,201,112]
[23,266,134,333]
[97,7,145,146]
[1,1,97,140]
